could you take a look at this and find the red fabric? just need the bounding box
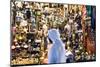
[86,37,95,55]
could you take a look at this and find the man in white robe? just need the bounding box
[48,29,66,64]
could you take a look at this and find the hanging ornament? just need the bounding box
[23,28,28,33]
[67,40,70,45]
[11,45,16,49]
[16,45,20,48]
[14,38,17,42]
[24,44,28,48]
[72,33,75,39]
[20,20,27,26]
[28,39,31,42]
[15,1,22,8]
[12,27,16,33]
[19,36,22,40]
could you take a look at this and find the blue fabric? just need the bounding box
[48,29,66,64]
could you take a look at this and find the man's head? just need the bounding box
[48,29,60,43]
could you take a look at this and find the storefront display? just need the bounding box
[10,0,96,66]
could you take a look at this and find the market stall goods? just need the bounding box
[10,0,96,66]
